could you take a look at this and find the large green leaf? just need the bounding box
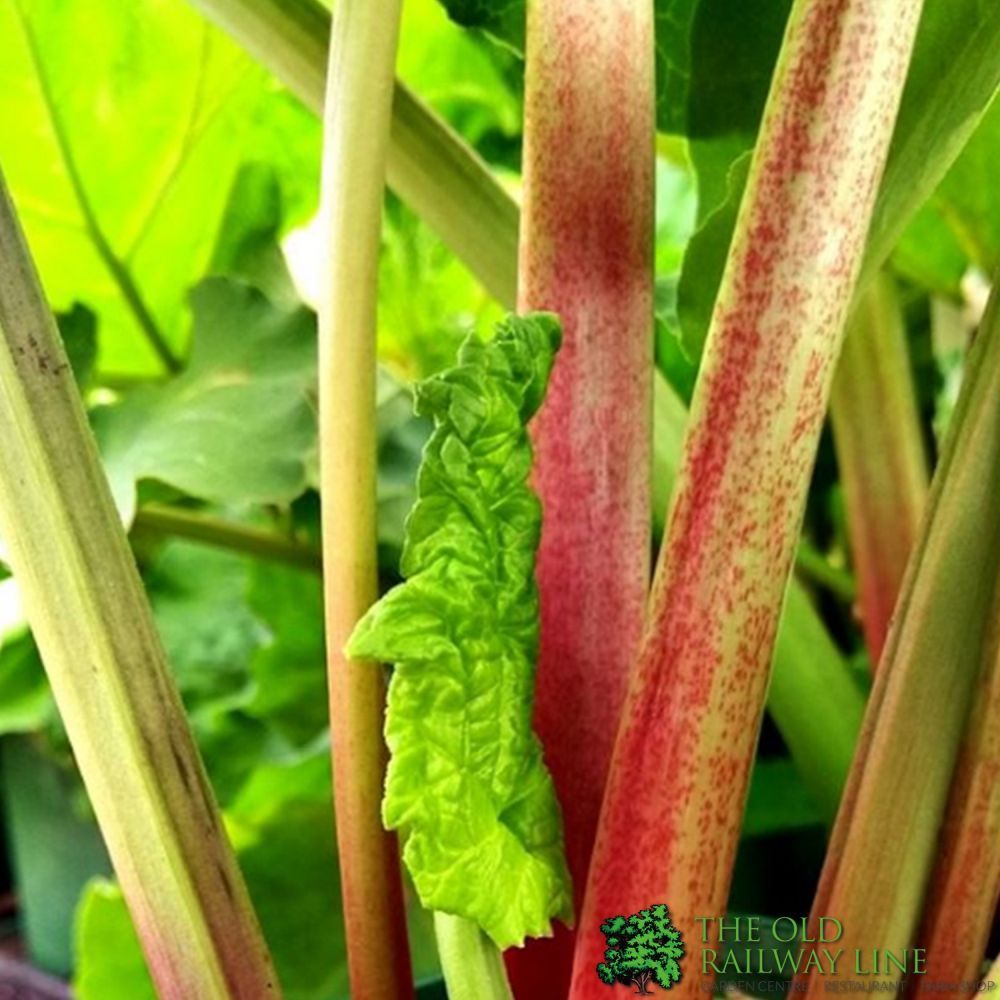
[434,0,525,51]
[894,95,1000,290]
[0,0,277,374]
[892,202,969,295]
[683,0,792,218]
[225,752,349,1000]
[0,631,53,735]
[397,0,522,155]
[144,540,275,804]
[94,278,317,523]
[376,198,505,381]
[149,541,264,707]
[244,562,327,747]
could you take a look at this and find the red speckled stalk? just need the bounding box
[829,273,928,666]
[318,0,412,996]
[909,584,1000,998]
[569,1,923,996]
[508,0,655,991]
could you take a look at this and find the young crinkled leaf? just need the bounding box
[346,313,572,949]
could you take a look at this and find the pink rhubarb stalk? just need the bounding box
[569,1,924,996]
[509,0,655,991]
[829,273,928,665]
[317,0,412,995]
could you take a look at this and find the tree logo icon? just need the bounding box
[596,903,685,994]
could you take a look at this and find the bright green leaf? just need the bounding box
[0,0,272,373]
[346,314,572,948]
[923,97,1000,274]
[0,631,54,736]
[74,881,157,1000]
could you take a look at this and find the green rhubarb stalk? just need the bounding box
[796,273,1000,996]
[346,316,572,998]
[656,378,859,605]
[571,2,925,997]
[316,0,412,995]
[0,174,279,998]
[909,565,1000,997]
[185,0,518,304]
[829,273,928,665]
[433,913,513,1000]
[133,503,323,573]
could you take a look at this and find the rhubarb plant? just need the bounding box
[0,0,997,999]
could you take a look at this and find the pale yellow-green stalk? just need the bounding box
[0,174,279,999]
[316,0,412,996]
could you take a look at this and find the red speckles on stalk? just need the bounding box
[568,1,924,998]
[507,0,655,994]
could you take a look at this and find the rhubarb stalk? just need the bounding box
[797,274,1000,997]
[510,0,655,990]
[571,2,924,996]
[316,0,412,996]
[653,376,865,820]
[0,174,279,998]
[829,272,928,665]
[909,571,1000,997]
